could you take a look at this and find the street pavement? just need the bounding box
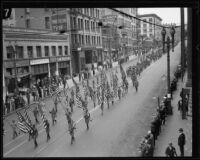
[153,71,192,157]
[3,43,183,157]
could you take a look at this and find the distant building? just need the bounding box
[137,14,162,42]
[3,26,71,93]
[101,8,138,63]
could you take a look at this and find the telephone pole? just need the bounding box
[181,8,185,81]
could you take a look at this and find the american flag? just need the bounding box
[113,74,118,98]
[16,111,33,134]
[23,108,32,126]
[82,80,88,99]
[72,77,82,109]
[41,112,47,129]
[38,102,47,129]
[120,64,126,81]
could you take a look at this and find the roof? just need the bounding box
[137,14,162,21]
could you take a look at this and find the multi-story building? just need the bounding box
[137,14,162,44]
[101,8,138,63]
[68,8,103,75]
[5,8,53,30]
[3,26,71,94]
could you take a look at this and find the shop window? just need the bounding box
[36,46,42,57]
[16,46,24,59]
[27,46,33,58]
[58,46,62,55]
[64,46,68,55]
[52,46,56,56]
[44,46,49,57]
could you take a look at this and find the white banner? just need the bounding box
[30,59,49,65]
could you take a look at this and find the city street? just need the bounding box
[3,43,181,157]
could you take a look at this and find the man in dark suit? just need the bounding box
[178,128,186,156]
[165,142,177,157]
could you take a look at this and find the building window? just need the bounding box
[52,46,56,56]
[149,18,153,22]
[45,17,50,29]
[143,29,147,33]
[27,46,33,58]
[6,46,14,59]
[16,46,23,59]
[44,46,49,57]
[149,28,153,32]
[36,46,42,57]
[64,46,68,55]
[25,19,30,28]
[58,46,62,55]
[143,23,147,28]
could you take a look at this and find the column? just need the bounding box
[48,62,51,77]
[55,61,59,76]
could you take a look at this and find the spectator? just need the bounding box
[178,128,186,157]
[165,142,177,157]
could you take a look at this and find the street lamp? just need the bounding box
[170,26,176,52]
[161,27,166,53]
[161,26,176,115]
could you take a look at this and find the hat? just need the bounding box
[148,130,151,134]
[169,142,173,146]
[179,128,183,132]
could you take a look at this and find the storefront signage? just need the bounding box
[30,58,49,65]
[50,57,57,63]
[4,60,30,68]
[57,56,70,62]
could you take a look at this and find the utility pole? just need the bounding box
[186,8,192,87]
[181,8,185,81]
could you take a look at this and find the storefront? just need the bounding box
[57,56,71,76]
[4,59,30,93]
[30,58,49,83]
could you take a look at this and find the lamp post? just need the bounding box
[161,26,176,115]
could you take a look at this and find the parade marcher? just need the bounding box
[49,108,57,125]
[111,90,114,105]
[45,119,50,142]
[33,106,39,124]
[69,119,76,145]
[84,109,92,130]
[10,120,18,139]
[118,87,121,100]
[165,142,177,157]
[178,128,186,157]
[54,96,58,113]
[69,97,74,113]
[32,124,38,149]
[135,79,139,92]
[65,108,72,124]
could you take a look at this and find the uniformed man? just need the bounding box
[69,119,76,145]
[32,124,38,149]
[45,119,50,142]
[49,108,57,125]
[84,109,91,130]
[33,106,39,124]
[10,120,18,139]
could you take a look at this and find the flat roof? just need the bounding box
[137,14,162,21]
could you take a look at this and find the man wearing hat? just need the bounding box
[178,128,186,156]
[165,142,177,157]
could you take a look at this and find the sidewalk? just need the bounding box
[153,72,192,157]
